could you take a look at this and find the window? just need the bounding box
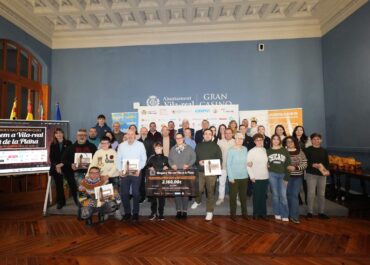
[0,39,44,119]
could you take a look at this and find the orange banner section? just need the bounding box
[267,108,303,136]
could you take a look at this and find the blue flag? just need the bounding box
[55,103,62,120]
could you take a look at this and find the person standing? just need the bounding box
[184,128,196,150]
[247,133,269,219]
[192,129,223,221]
[168,133,196,219]
[267,134,291,222]
[112,122,125,144]
[292,125,311,205]
[94,114,111,139]
[138,126,154,203]
[284,136,307,224]
[90,136,119,187]
[257,125,271,149]
[146,142,170,221]
[62,129,97,206]
[178,119,194,138]
[216,128,235,205]
[168,121,177,139]
[160,126,175,157]
[227,132,249,221]
[304,133,330,219]
[274,124,287,142]
[116,129,147,221]
[147,122,162,142]
[195,120,210,144]
[87,127,100,148]
[49,128,72,209]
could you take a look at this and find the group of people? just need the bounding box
[49,114,330,226]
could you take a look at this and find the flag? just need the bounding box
[9,98,17,120]
[26,99,34,120]
[39,102,44,120]
[55,102,62,120]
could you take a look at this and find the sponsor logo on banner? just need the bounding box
[146,93,233,106]
[146,96,160,106]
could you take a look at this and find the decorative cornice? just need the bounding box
[0,0,368,49]
[320,0,368,35]
[52,20,322,49]
[0,2,52,47]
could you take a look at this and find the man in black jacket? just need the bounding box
[138,126,154,202]
[195,119,209,144]
[62,129,97,205]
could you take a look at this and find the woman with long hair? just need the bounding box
[284,136,307,224]
[49,128,72,209]
[267,134,291,222]
[228,120,238,136]
[274,124,287,141]
[217,124,227,141]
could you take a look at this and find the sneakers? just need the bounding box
[282,217,289,222]
[114,210,123,221]
[191,202,200,209]
[148,213,157,221]
[205,212,213,221]
[318,213,330,219]
[158,214,165,221]
[290,218,300,224]
[215,198,224,206]
[275,215,282,220]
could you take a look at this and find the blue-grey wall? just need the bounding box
[0,16,51,83]
[322,1,370,168]
[51,39,326,137]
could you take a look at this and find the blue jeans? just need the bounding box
[120,175,141,215]
[287,177,303,220]
[269,172,289,218]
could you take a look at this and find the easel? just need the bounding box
[0,171,52,216]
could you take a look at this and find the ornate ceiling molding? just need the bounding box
[0,0,368,49]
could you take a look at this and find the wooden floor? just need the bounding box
[0,204,369,265]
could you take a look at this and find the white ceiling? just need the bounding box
[0,0,368,49]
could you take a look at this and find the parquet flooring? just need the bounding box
[0,205,369,265]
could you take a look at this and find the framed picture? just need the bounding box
[94,183,114,207]
[122,159,140,175]
[204,159,222,176]
[74,153,92,170]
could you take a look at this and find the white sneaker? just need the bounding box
[275,215,282,220]
[205,212,213,221]
[191,201,200,209]
[114,210,122,221]
[215,198,224,206]
[282,218,289,222]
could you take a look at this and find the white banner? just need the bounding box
[138,105,239,131]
